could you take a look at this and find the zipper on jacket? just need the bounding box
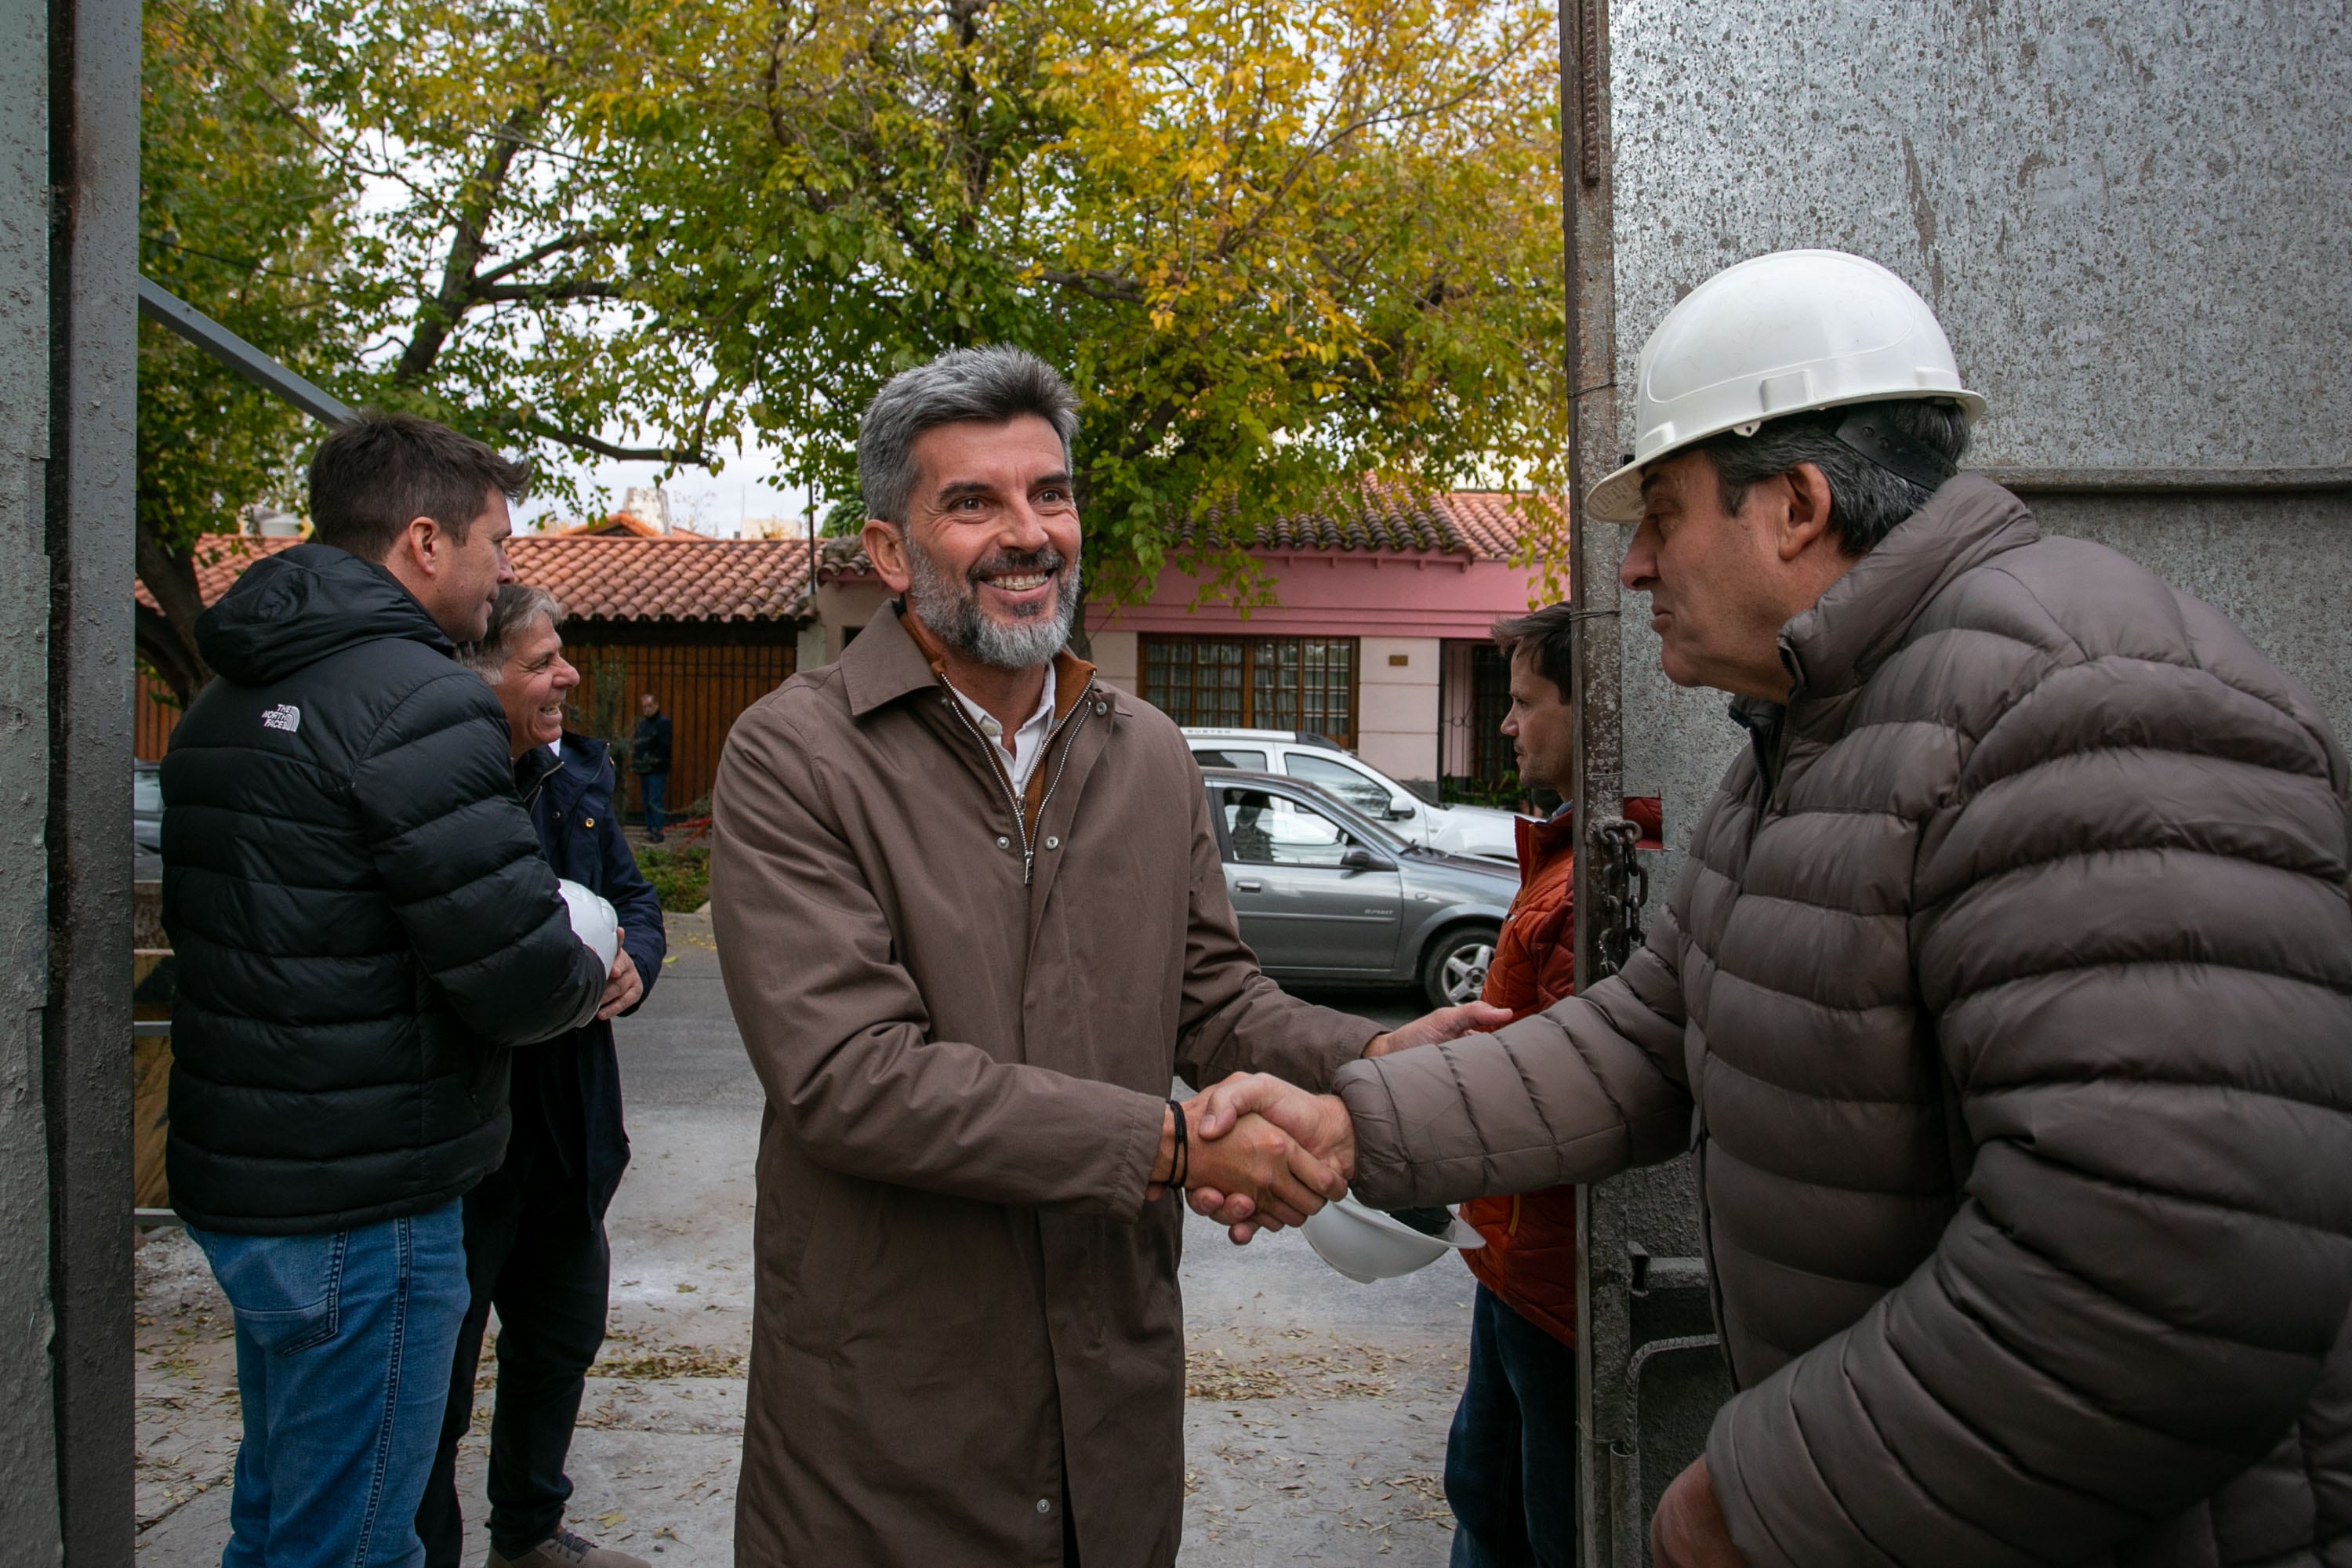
[940,683,1098,886]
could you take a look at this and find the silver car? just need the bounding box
[1203,768,1520,1007]
[1183,726,1530,864]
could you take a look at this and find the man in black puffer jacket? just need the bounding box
[162,412,610,1568]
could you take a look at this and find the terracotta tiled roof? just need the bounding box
[548,514,719,541]
[514,536,810,622]
[1442,492,1561,560]
[1169,488,1555,561]
[135,533,815,623]
[133,535,302,613]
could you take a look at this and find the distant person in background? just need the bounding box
[630,692,672,841]
[420,584,667,1568]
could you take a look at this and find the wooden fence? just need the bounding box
[557,629,797,815]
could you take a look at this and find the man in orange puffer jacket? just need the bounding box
[1446,604,1661,1568]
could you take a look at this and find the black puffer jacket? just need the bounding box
[162,543,606,1234]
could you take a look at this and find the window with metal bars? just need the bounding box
[1140,636,1358,746]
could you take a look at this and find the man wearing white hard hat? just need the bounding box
[1191,249,2352,1566]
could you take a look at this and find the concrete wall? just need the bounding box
[811,579,891,664]
[1087,551,1541,641]
[0,0,61,1548]
[1610,0,2352,898]
[1356,637,1440,786]
[1580,5,2350,1556]
[1087,629,1139,697]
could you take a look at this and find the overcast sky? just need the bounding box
[511,435,822,539]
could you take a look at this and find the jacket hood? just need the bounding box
[195,543,453,685]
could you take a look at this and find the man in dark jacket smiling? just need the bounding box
[163,414,611,1568]
[419,583,666,1568]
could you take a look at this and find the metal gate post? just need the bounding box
[45,0,140,1552]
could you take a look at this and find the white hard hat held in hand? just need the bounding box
[1301,1196,1483,1284]
[1586,249,1984,524]
[557,878,620,971]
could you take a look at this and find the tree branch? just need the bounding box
[527,425,715,466]
[470,231,616,289]
[1040,268,1145,305]
[394,99,546,387]
[470,279,630,304]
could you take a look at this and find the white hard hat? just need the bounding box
[1587,249,1984,524]
[1301,1196,1483,1284]
[557,878,620,971]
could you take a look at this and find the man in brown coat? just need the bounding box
[709,346,1498,1566]
[1191,250,2352,1566]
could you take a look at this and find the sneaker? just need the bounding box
[487,1527,651,1568]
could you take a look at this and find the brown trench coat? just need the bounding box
[710,608,1380,1566]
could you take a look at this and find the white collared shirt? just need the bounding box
[949,662,1058,797]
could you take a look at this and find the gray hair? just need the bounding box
[1689,397,1972,555]
[857,347,1080,526]
[458,583,564,681]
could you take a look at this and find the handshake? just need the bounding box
[1146,1000,1510,1241]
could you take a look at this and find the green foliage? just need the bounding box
[140,0,1569,656]
[1440,772,1526,810]
[635,844,712,913]
[139,0,365,553]
[607,0,1572,593]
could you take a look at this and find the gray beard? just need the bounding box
[903,535,1080,671]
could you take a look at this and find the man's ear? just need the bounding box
[397,515,442,575]
[1774,463,1838,563]
[862,518,913,594]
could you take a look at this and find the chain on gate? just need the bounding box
[1588,815,1649,979]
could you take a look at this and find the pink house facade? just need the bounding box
[804,491,1559,795]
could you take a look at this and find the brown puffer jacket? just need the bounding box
[1334,475,2352,1566]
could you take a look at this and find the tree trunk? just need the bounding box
[134,514,213,704]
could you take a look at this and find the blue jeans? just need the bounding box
[640,771,667,839]
[1446,1285,1578,1568]
[191,1203,470,1568]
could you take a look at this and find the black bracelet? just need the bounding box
[1167,1098,1189,1191]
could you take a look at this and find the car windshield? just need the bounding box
[1282,752,1396,817]
[133,771,164,815]
[1223,791,1361,869]
[1221,782,1410,858]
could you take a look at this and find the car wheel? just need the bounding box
[1421,924,1500,1010]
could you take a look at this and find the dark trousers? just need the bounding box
[416,1161,611,1566]
[640,771,667,840]
[1445,1285,1579,1568]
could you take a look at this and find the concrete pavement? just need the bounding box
[136,913,1482,1564]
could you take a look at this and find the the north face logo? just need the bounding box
[262,704,301,734]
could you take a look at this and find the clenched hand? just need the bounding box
[1145,1102,1345,1227]
[597,932,643,1021]
[1184,1000,1508,1243]
[1183,1073,1357,1243]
